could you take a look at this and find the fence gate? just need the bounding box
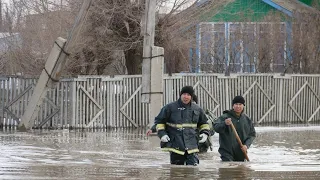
[289,81,320,123]
[242,81,275,124]
[100,75,149,128]
[193,80,220,116]
[0,76,68,128]
[73,77,104,128]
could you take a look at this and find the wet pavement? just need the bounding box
[0,126,320,179]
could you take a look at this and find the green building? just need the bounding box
[192,0,319,73]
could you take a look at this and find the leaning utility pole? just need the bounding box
[19,0,93,130]
[141,0,164,126]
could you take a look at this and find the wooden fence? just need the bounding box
[1,73,320,128]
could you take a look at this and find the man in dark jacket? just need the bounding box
[155,86,210,165]
[147,95,199,136]
[147,94,213,153]
[214,95,256,161]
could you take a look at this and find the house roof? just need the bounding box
[203,0,319,22]
[165,0,234,34]
[262,0,319,16]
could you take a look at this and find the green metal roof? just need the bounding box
[299,0,316,6]
[299,0,320,10]
[208,0,278,22]
[207,0,318,22]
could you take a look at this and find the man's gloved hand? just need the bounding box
[199,133,208,143]
[160,135,170,142]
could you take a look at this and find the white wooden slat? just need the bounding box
[2,74,320,128]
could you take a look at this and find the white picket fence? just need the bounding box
[1,73,320,128]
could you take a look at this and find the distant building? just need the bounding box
[187,0,319,73]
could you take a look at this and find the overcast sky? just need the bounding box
[2,0,10,4]
[1,0,196,13]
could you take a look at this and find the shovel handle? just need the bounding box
[230,122,250,161]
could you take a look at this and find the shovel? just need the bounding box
[230,122,250,161]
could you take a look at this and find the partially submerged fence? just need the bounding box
[1,73,320,128]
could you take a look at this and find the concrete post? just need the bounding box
[149,46,164,126]
[141,0,156,103]
[19,38,67,130]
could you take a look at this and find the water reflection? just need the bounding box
[176,166,202,179]
[217,164,252,179]
[0,126,320,179]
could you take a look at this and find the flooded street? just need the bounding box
[1,126,320,179]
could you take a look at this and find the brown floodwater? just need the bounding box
[0,126,320,179]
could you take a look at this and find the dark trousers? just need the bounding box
[170,151,199,165]
[221,154,245,162]
[219,148,246,162]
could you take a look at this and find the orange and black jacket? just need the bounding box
[155,99,210,155]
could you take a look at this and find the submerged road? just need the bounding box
[0,126,320,179]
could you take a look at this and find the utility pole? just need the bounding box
[141,0,164,126]
[19,0,93,130]
[0,0,2,32]
[141,0,156,103]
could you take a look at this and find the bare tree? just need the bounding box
[0,0,78,75]
[65,0,229,75]
[66,0,144,75]
[0,0,229,75]
[292,11,320,73]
